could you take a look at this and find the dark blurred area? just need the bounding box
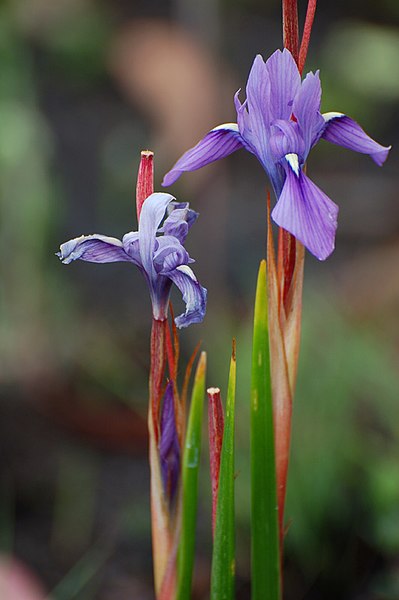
[0,0,398,598]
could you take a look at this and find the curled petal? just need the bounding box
[153,236,191,272]
[57,234,131,264]
[161,202,199,243]
[322,114,391,166]
[162,124,244,187]
[122,231,141,264]
[272,158,339,260]
[266,49,301,121]
[138,192,175,277]
[165,265,207,328]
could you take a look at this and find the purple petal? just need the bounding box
[165,265,207,328]
[162,125,244,187]
[57,234,131,264]
[265,49,301,121]
[161,202,199,243]
[153,235,191,272]
[270,119,305,161]
[138,192,175,277]
[271,158,339,260]
[321,114,391,166]
[293,71,325,156]
[159,381,180,503]
[122,231,141,265]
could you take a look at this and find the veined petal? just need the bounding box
[272,158,339,260]
[293,70,325,156]
[266,49,301,121]
[270,119,305,162]
[138,192,175,277]
[57,234,131,264]
[153,235,191,272]
[322,114,391,166]
[165,265,207,328]
[162,125,244,187]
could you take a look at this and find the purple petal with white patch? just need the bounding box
[159,381,180,503]
[321,113,391,166]
[162,125,244,187]
[57,234,132,264]
[272,157,339,261]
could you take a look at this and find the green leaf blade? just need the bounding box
[210,341,236,600]
[176,351,207,600]
[251,260,281,600]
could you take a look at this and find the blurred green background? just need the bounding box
[0,0,398,598]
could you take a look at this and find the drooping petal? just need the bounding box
[272,157,339,260]
[57,234,131,264]
[266,49,301,121]
[162,125,244,187]
[138,192,175,278]
[159,381,181,504]
[293,70,325,156]
[161,202,199,243]
[164,265,207,328]
[321,114,391,166]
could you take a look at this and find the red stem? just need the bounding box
[298,0,317,75]
[282,0,299,63]
[136,150,154,221]
[207,387,225,537]
[150,318,167,444]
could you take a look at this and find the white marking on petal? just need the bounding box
[176,264,198,281]
[212,123,239,132]
[322,112,344,123]
[285,153,300,176]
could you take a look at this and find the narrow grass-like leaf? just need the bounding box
[251,260,281,600]
[176,351,207,600]
[210,341,236,600]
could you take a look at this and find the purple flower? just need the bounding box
[159,381,181,503]
[163,49,390,260]
[57,193,207,328]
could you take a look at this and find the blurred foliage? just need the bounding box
[0,0,397,597]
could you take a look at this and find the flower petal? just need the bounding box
[161,202,199,243]
[57,234,131,264]
[122,231,141,265]
[265,49,301,121]
[321,114,391,166]
[138,192,175,277]
[271,158,339,260]
[162,124,244,187]
[165,265,207,328]
[293,70,325,156]
[153,235,191,272]
[159,381,180,503]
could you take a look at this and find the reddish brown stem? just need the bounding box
[207,387,225,537]
[298,0,317,74]
[136,150,154,221]
[282,0,299,63]
[150,318,167,444]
